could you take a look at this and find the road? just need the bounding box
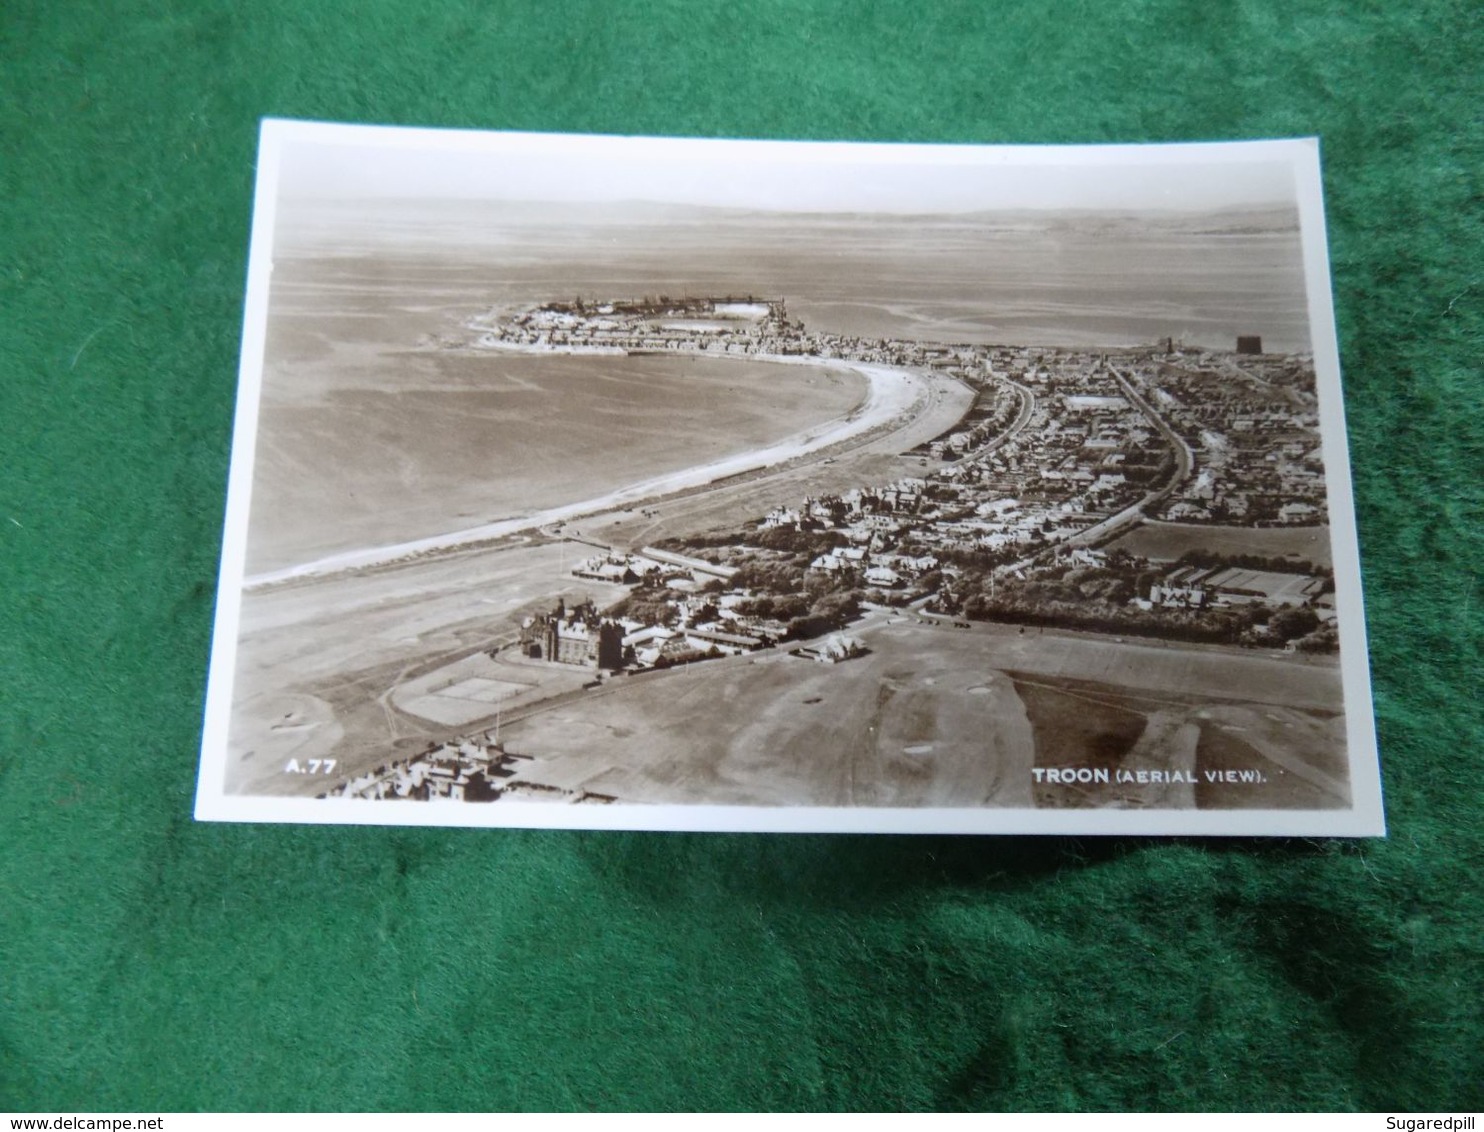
[1067,366,1195,548]
[994,365,1194,574]
[959,371,1037,468]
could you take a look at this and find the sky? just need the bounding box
[269,122,1307,215]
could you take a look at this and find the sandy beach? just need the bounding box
[243,353,928,588]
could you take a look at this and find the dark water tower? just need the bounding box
[1236,335,1263,355]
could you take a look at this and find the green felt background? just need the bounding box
[2,0,1481,1113]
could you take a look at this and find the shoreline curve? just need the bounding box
[243,352,934,589]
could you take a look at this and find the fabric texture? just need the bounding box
[2,0,1480,1112]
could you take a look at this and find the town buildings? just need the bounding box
[520,598,625,669]
[474,296,1333,654]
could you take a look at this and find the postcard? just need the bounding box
[195,120,1384,834]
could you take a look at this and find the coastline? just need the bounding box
[242,350,930,589]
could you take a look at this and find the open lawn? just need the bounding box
[1107,520,1332,565]
[490,617,1345,810]
[1013,674,1346,810]
[500,641,1036,808]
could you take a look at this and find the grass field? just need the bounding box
[489,617,1346,810]
[1194,706,1348,809]
[1012,673,1347,810]
[1013,679,1147,807]
[499,636,1037,808]
[1107,520,1333,565]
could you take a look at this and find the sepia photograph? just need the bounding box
[196,121,1383,834]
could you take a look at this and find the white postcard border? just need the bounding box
[195,121,1385,836]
